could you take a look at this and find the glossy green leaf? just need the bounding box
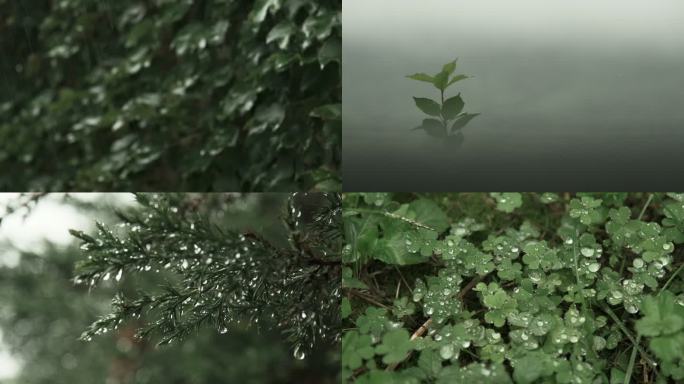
[406,73,435,83]
[450,113,479,132]
[440,60,457,77]
[413,97,442,117]
[446,74,469,88]
[441,94,464,120]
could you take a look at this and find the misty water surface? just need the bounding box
[343,0,684,190]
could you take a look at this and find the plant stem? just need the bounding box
[600,304,656,366]
[440,89,447,128]
[624,337,640,384]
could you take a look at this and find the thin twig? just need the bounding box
[348,290,389,309]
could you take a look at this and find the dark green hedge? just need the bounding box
[0,0,340,191]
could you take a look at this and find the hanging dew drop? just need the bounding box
[115,269,123,281]
[293,345,306,360]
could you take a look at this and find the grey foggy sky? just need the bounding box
[345,0,684,52]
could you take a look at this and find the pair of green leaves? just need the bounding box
[407,60,469,92]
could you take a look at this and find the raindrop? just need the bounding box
[103,272,111,281]
[632,258,644,268]
[219,327,228,334]
[115,269,123,282]
[625,304,639,314]
[587,263,600,273]
[439,344,454,360]
[580,248,594,257]
[293,345,306,360]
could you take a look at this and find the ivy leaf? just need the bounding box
[375,329,414,365]
[310,104,341,120]
[413,97,442,117]
[441,94,464,120]
[318,39,341,67]
[251,0,282,23]
[266,21,296,49]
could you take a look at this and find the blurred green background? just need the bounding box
[0,193,338,384]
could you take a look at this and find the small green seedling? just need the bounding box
[407,59,479,138]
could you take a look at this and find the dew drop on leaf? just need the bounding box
[439,344,454,359]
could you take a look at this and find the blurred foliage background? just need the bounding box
[0,193,339,384]
[0,0,341,191]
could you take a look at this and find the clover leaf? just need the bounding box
[343,331,375,370]
[375,329,414,365]
[490,193,523,213]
